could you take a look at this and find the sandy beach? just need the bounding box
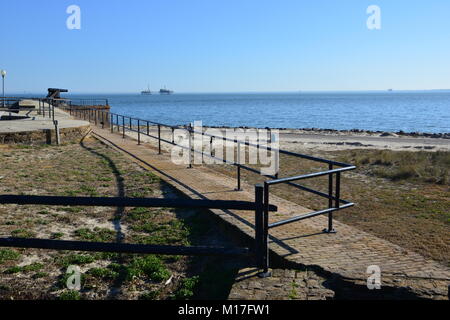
[125,125,450,153]
[277,129,450,152]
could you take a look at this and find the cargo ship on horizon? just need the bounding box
[159,86,173,95]
[141,85,152,95]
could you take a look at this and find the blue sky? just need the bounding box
[1,0,450,93]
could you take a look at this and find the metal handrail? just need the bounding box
[268,203,355,229]
[68,98,109,106]
[0,195,277,211]
[266,166,356,185]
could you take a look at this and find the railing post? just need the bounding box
[324,164,337,234]
[110,114,114,133]
[54,120,60,145]
[259,182,271,278]
[138,119,141,145]
[335,172,341,227]
[222,136,226,164]
[254,184,264,270]
[188,126,192,168]
[210,136,214,157]
[146,121,150,136]
[200,131,204,162]
[122,116,125,139]
[235,141,242,191]
[158,124,161,154]
[51,100,55,121]
[272,133,279,179]
[171,127,175,144]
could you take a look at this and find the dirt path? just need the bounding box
[90,125,450,299]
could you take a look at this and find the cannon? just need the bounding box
[47,88,68,100]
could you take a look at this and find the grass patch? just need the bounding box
[0,249,20,264]
[126,207,159,221]
[125,256,171,282]
[4,263,44,274]
[173,276,199,300]
[11,229,36,238]
[288,281,299,300]
[74,227,116,242]
[59,290,81,300]
[87,267,119,280]
[56,254,96,267]
[51,232,64,239]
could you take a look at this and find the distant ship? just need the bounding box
[141,85,152,95]
[159,86,174,95]
[388,89,393,92]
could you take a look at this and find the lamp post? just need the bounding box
[1,70,6,107]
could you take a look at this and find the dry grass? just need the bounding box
[344,150,450,185]
[0,138,243,300]
[208,149,450,267]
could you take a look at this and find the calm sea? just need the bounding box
[64,92,449,133]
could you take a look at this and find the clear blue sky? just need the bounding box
[1,0,450,93]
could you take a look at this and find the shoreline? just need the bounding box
[199,126,450,139]
[123,124,450,153]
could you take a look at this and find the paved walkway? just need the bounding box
[0,101,89,133]
[87,124,449,299]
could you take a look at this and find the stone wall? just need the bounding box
[0,125,91,145]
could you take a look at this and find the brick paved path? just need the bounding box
[229,268,336,300]
[89,126,450,299]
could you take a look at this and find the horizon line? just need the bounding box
[8,89,450,95]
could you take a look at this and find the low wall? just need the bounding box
[0,125,91,145]
[65,106,111,128]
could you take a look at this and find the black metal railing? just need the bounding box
[0,191,277,263]
[0,97,23,108]
[68,98,109,107]
[0,97,57,120]
[6,103,358,277]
